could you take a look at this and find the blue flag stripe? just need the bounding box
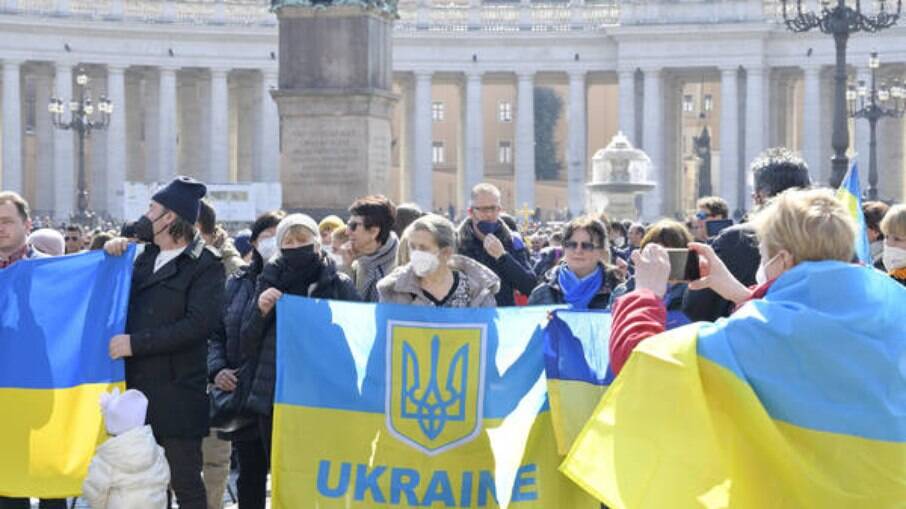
[0,249,132,389]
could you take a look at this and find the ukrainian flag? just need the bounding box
[836,162,873,265]
[543,310,614,455]
[561,261,906,508]
[0,248,133,498]
[272,297,599,508]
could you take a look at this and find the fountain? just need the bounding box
[586,132,656,221]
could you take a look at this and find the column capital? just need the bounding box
[210,67,231,77]
[639,66,662,77]
[516,71,535,81]
[2,58,24,69]
[567,70,587,81]
[464,70,483,81]
[720,66,740,76]
[617,68,636,79]
[413,70,433,81]
[106,64,128,75]
[801,64,822,76]
[159,65,180,74]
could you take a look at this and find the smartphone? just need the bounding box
[666,248,701,282]
[705,219,734,238]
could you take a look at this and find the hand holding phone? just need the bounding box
[665,248,701,282]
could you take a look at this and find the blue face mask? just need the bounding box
[476,221,500,235]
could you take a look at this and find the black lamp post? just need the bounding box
[48,70,112,224]
[847,51,905,201]
[781,0,901,188]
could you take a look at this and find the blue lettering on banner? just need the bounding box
[315,460,540,506]
[354,464,387,502]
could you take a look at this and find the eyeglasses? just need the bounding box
[564,240,603,251]
[695,211,709,221]
[471,205,500,214]
[65,236,79,241]
[347,221,364,232]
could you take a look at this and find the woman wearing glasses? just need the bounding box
[527,216,623,309]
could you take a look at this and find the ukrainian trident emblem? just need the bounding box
[386,321,487,455]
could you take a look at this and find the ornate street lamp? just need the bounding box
[781,0,901,188]
[48,70,112,223]
[847,51,906,200]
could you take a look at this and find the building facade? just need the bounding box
[0,0,904,221]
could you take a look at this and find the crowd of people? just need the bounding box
[0,145,904,508]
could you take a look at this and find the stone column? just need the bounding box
[641,67,664,219]
[461,70,484,208]
[34,68,55,212]
[158,66,178,182]
[744,65,766,210]
[567,71,587,216]
[106,65,127,219]
[53,63,74,219]
[273,5,397,212]
[855,67,872,176]
[720,66,740,213]
[257,70,279,182]
[412,71,433,210]
[209,67,230,183]
[618,69,637,145]
[2,59,23,193]
[801,65,823,183]
[514,71,535,212]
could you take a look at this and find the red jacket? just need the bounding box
[609,281,774,376]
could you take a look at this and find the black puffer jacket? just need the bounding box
[240,254,359,415]
[457,220,537,306]
[527,263,623,310]
[207,264,259,438]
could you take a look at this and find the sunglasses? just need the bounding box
[347,221,364,232]
[471,205,500,214]
[65,236,80,241]
[564,240,602,251]
[695,211,709,221]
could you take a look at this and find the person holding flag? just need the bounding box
[564,188,906,508]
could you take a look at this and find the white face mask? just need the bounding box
[256,236,277,261]
[756,252,781,286]
[410,250,440,277]
[883,245,906,271]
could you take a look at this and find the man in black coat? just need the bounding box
[457,183,537,306]
[682,148,810,322]
[105,177,224,509]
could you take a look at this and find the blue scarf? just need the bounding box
[558,265,603,309]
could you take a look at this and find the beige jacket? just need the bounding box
[376,255,500,307]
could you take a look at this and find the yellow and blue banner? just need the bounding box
[542,310,613,455]
[836,161,873,264]
[272,297,599,508]
[561,261,906,508]
[0,248,134,498]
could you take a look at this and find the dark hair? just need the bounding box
[393,202,424,237]
[564,216,608,248]
[641,219,693,249]
[696,196,730,219]
[500,213,518,232]
[251,210,286,243]
[751,147,811,198]
[610,221,627,238]
[0,191,30,222]
[167,214,197,243]
[349,195,397,245]
[197,198,216,235]
[89,233,113,251]
[65,224,83,235]
[863,201,890,237]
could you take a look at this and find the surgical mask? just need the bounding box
[256,236,277,261]
[132,213,167,244]
[410,250,440,277]
[883,245,906,271]
[756,253,781,286]
[476,221,500,236]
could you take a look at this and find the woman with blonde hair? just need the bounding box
[880,203,906,286]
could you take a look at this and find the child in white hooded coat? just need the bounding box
[82,388,171,509]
